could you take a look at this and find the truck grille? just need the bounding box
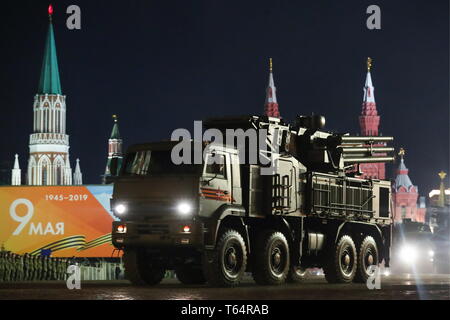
[136,224,170,235]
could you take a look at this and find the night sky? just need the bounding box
[0,0,448,197]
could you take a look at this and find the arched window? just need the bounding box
[401,206,406,219]
[57,110,60,133]
[42,165,48,186]
[56,164,62,185]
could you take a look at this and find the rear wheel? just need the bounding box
[202,229,247,287]
[323,235,357,283]
[175,265,206,285]
[123,249,165,286]
[252,231,290,285]
[287,265,308,283]
[354,236,379,283]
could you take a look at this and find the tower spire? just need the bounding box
[264,58,280,118]
[11,154,21,186]
[103,115,124,184]
[110,115,121,139]
[48,4,53,21]
[395,148,413,189]
[38,4,62,94]
[359,57,380,136]
[73,159,83,185]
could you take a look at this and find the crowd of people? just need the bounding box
[0,251,70,282]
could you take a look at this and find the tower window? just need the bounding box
[42,166,48,186]
[56,165,62,185]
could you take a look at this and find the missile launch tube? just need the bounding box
[343,156,396,164]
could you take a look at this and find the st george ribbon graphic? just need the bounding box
[0,185,119,257]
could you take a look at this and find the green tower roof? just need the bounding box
[110,116,121,139]
[38,20,62,95]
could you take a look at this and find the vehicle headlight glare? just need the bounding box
[428,250,435,257]
[399,245,418,264]
[177,203,192,215]
[115,204,127,215]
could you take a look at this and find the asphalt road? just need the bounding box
[0,274,449,300]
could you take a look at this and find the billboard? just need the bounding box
[0,185,120,258]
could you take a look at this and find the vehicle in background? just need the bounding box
[432,226,450,274]
[391,220,435,274]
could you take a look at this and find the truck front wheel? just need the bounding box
[323,235,357,283]
[202,229,248,287]
[123,249,165,286]
[252,231,290,285]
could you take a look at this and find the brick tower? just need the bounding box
[358,58,385,179]
[392,148,426,223]
[264,58,281,118]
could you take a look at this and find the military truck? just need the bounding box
[111,115,394,286]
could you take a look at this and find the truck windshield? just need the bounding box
[123,150,199,176]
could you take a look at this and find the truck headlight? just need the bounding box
[399,245,418,264]
[177,202,192,215]
[428,250,435,257]
[115,204,127,215]
[116,224,127,234]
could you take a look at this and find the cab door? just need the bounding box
[199,151,232,216]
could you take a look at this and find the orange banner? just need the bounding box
[0,185,120,258]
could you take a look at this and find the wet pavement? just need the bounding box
[0,274,449,300]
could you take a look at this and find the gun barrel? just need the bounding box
[340,136,394,143]
[343,156,396,164]
[341,147,395,154]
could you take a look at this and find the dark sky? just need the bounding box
[0,0,448,197]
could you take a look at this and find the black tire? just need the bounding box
[286,265,308,283]
[323,235,357,283]
[123,249,165,286]
[202,229,247,287]
[175,265,206,285]
[354,236,379,283]
[252,230,290,285]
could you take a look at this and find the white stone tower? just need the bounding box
[27,5,80,186]
[73,159,83,185]
[11,154,21,186]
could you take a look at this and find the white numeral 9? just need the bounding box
[10,199,34,236]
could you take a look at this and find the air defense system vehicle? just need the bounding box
[111,115,395,286]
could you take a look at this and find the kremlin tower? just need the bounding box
[11,155,21,186]
[22,5,81,186]
[358,58,385,180]
[392,148,426,223]
[264,58,281,118]
[103,115,123,184]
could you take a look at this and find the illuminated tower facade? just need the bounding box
[103,115,123,184]
[358,58,385,179]
[26,6,80,185]
[392,148,426,223]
